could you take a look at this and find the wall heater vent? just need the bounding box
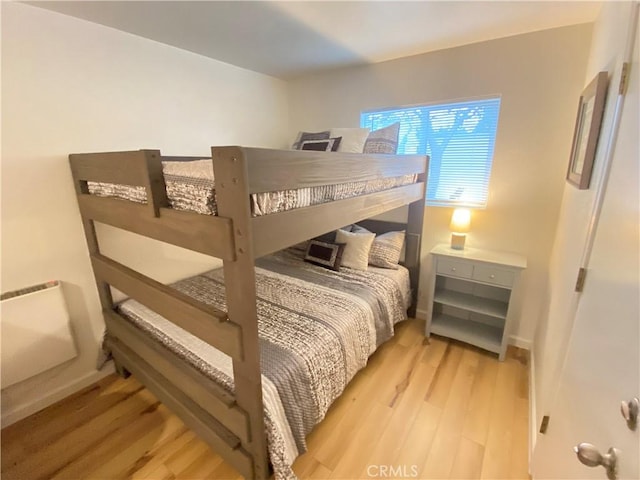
[1,281,77,389]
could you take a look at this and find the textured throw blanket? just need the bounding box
[117,249,411,479]
[88,158,417,217]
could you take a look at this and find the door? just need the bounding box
[532,8,639,480]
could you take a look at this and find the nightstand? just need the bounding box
[426,244,527,361]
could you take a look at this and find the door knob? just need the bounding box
[620,397,638,430]
[573,443,619,480]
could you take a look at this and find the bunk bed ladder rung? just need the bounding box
[91,253,244,360]
[107,337,254,479]
[103,309,252,445]
[75,194,237,260]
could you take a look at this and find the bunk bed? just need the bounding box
[69,146,428,479]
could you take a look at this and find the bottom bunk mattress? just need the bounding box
[114,248,411,480]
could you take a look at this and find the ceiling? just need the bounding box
[29,1,601,79]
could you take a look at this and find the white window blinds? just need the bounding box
[361,97,501,208]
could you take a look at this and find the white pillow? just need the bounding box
[330,128,370,153]
[335,229,375,270]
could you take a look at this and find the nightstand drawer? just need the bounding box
[473,265,515,287]
[437,259,473,279]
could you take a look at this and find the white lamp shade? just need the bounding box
[450,208,471,233]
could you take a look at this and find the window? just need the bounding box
[361,97,501,208]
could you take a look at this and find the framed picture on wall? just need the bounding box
[566,71,609,189]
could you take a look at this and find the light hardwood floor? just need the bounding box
[1,319,529,479]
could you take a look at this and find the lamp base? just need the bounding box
[451,233,466,250]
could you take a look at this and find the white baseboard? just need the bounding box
[1,363,115,428]
[509,335,532,350]
[529,348,537,476]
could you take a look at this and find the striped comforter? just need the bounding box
[88,158,417,217]
[116,249,411,479]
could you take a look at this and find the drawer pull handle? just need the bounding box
[490,274,496,279]
[451,267,456,272]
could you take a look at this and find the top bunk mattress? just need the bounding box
[87,159,417,217]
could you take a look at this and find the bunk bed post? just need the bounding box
[68,158,122,372]
[139,149,168,217]
[211,146,269,479]
[407,171,426,318]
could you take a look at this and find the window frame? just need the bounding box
[361,94,502,209]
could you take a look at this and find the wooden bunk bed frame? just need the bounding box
[69,146,428,479]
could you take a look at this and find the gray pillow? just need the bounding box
[314,224,353,243]
[363,122,401,154]
[352,224,406,269]
[350,224,371,234]
[368,231,406,269]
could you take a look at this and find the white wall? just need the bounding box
[532,0,637,438]
[288,25,592,345]
[0,2,289,425]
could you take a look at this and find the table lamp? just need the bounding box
[450,208,471,250]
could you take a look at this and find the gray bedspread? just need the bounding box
[116,248,411,479]
[88,158,417,217]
